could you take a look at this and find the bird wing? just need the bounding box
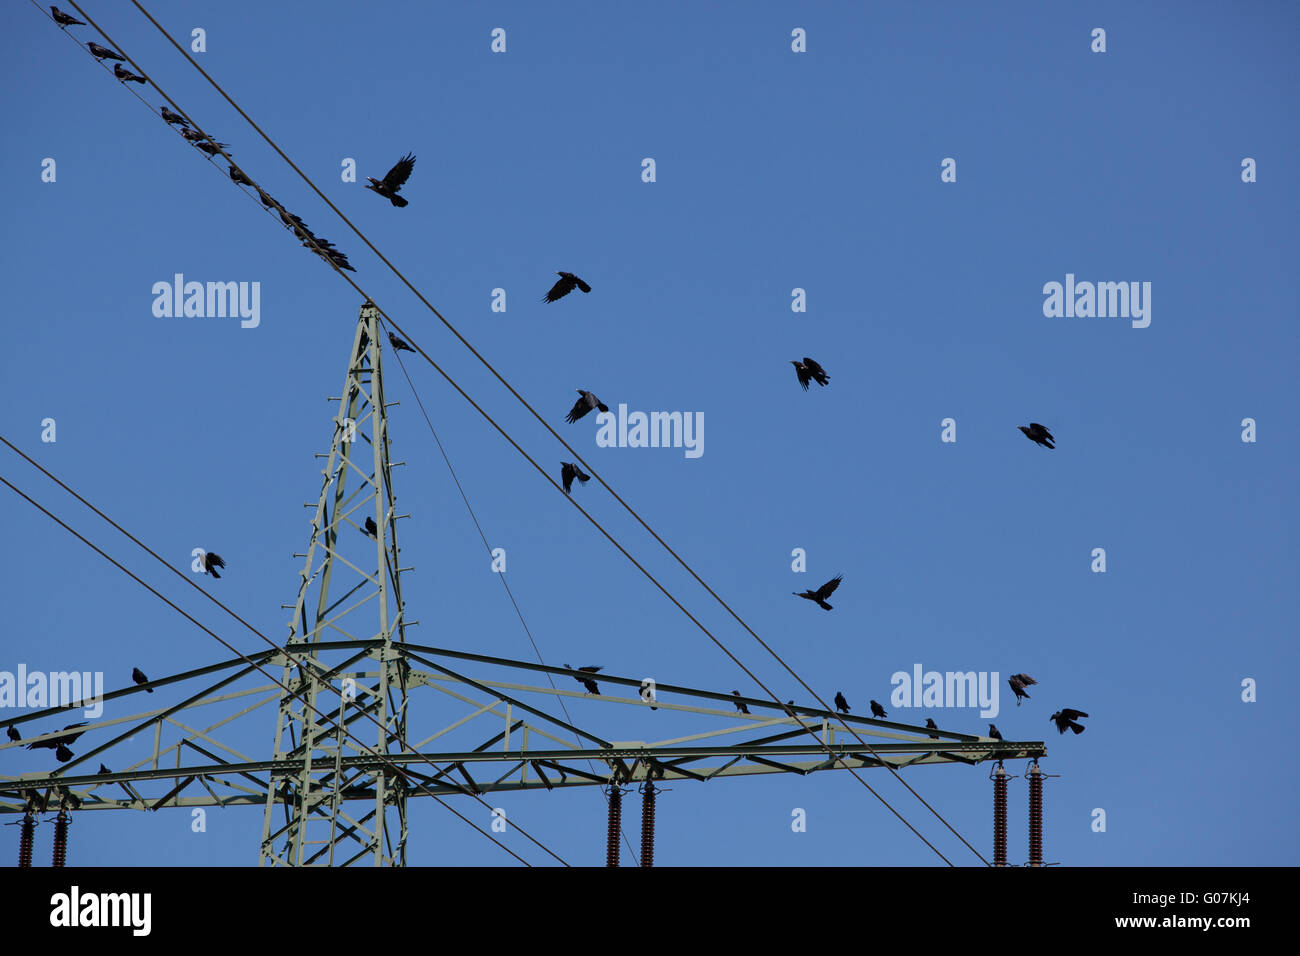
[1062,708,1088,720]
[803,357,826,378]
[208,553,225,568]
[816,575,843,600]
[565,394,589,423]
[545,275,575,302]
[382,153,416,191]
[574,276,591,293]
[794,363,811,389]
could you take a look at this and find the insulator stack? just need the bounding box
[639,783,656,868]
[52,810,70,868]
[605,787,622,867]
[18,813,35,868]
[1027,761,1043,867]
[992,764,1008,867]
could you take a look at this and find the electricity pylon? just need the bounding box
[0,302,1048,866]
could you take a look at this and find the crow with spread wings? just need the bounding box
[365,153,416,207]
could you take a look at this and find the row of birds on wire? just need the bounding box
[23,6,1089,762]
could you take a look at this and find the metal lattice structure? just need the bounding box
[0,302,1047,865]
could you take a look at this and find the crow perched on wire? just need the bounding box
[565,390,609,424]
[6,726,19,742]
[925,718,940,739]
[1008,673,1037,706]
[364,153,416,207]
[793,574,843,611]
[791,357,830,390]
[255,187,277,208]
[228,164,253,187]
[362,517,378,538]
[195,140,230,156]
[387,331,415,353]
[179,128,207,142]
[1019,423,1055,449]
[560,461,591,494]
[834,691,850,714]
[131,667,152,693]
[87,42,124,61]
[203,551,225,578]
[988,724,1003,741]
[543,272,591,303]
[565,665,601,695]
[869,700,887,719]
[732,691,750,715]
[160,106,186,125]
[1050,709,1088,735]
[113,62,146,84]
[50,7,86,27]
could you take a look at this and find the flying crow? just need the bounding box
[6,726,19,742]
[1050,709,1088,735]
[565,664,601,695]
[543,272,591,303]
[228,164,253,187]
[560,461,591,494]
[988,724,1003,740]
[362,517,378,538]
[203,551,225,578]
[793,574,843,611]
[732,691,750,715]
[113,62,146,84]
[131,667,152,693]
[791,357,830,390]
[87,42,124,61]
[565,390,609,424]
[1019,423,1055,449]
[925,718,939,739]
[834,691,850,714]
[160,106,186,125]
[869,699,887,719]
[1008,673,1037,706]
[387,331,415,353]
[51,7,86,27]
[365,153,416,207]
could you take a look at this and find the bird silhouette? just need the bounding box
[131,667,152,693]
[791,357,830,390]
[387,331,415,353]
[1019,423,1055,449]
[160,106,186,125]
[925,718,940,739]
[365,153,416,207]
[988,724,1003,740]
[793,574,843,611]
[51,7,86,27]
[203,552,225,578]
[1050,709,1088,735]
[362,517,378,538]
[113,63,146,84]
[87,42,124,61]
[6,726,19,742]
[560,462,591,494]
[834,691,850,714]
[869,700,888,719]
[543,272,591,303]
[1008,673,1037,706]
[732,691,751,715]
[565,390,609,424]
[565,664,601,695]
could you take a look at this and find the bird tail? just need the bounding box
[390,195,409,208]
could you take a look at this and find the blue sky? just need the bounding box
[1,0,1297,867]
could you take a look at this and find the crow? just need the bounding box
[362,516,378,538]
[925,718,940,739]
[1050,709,1088,735]
[26,723,87,751]
[131,667,152,693]
[1019,423,1055,449]
[179,128,207,142]
[364,153,416,207]
[565,664,601,695]
[988,724,1003,741]
[6,726,19,742]
[203,551,225,578]
[195,140,230,156]
[560,461,591,494]
[834,691,850,714]
[732,691,750,715]
[1008,673,1037,706]
[543,272,591,303]
[50,7,86,27]
[869,700,887,719]
[793,574,843,611]
[99,764,111,774]
[325,251,356,272]
[791,357,830,390]
[255,187,277,208]
[228,164,253,187]
[87,42,124,61]
[160,106,186,125]
[113,62,146,84]
[565,390,609,424]
[387,331,415,353]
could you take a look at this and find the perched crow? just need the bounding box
[1019,423,1055,449]
[87,42,124,61]
[51,7,86,27]
[925,718,940,739]
[565,664,601,695]
[255,187,277,208]
[6,726,19,742]
[791,357,830,390]
[988,724,1003,741]
[99,764,111,774]
[869,699,887,719]
[327,253,356,273]
[834,691,850,714]
[195,140,230,156]
[26,723,87,752]
[203,551,225,578]
[365,153,416,207]
[732,691,750,715]
[131,667,152,693]
[179,128,207,142]
[565,390,609,424]
[160,106,186,125]
[793,574,843,611]
[560,461,591,494]
[362,516,378,538]
[113,62,146,84]
[1050,709,1088,735]
[543,272,591,303]
[387,331,415,353]
[1008,673,1037,706]
[228,164,253,187]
